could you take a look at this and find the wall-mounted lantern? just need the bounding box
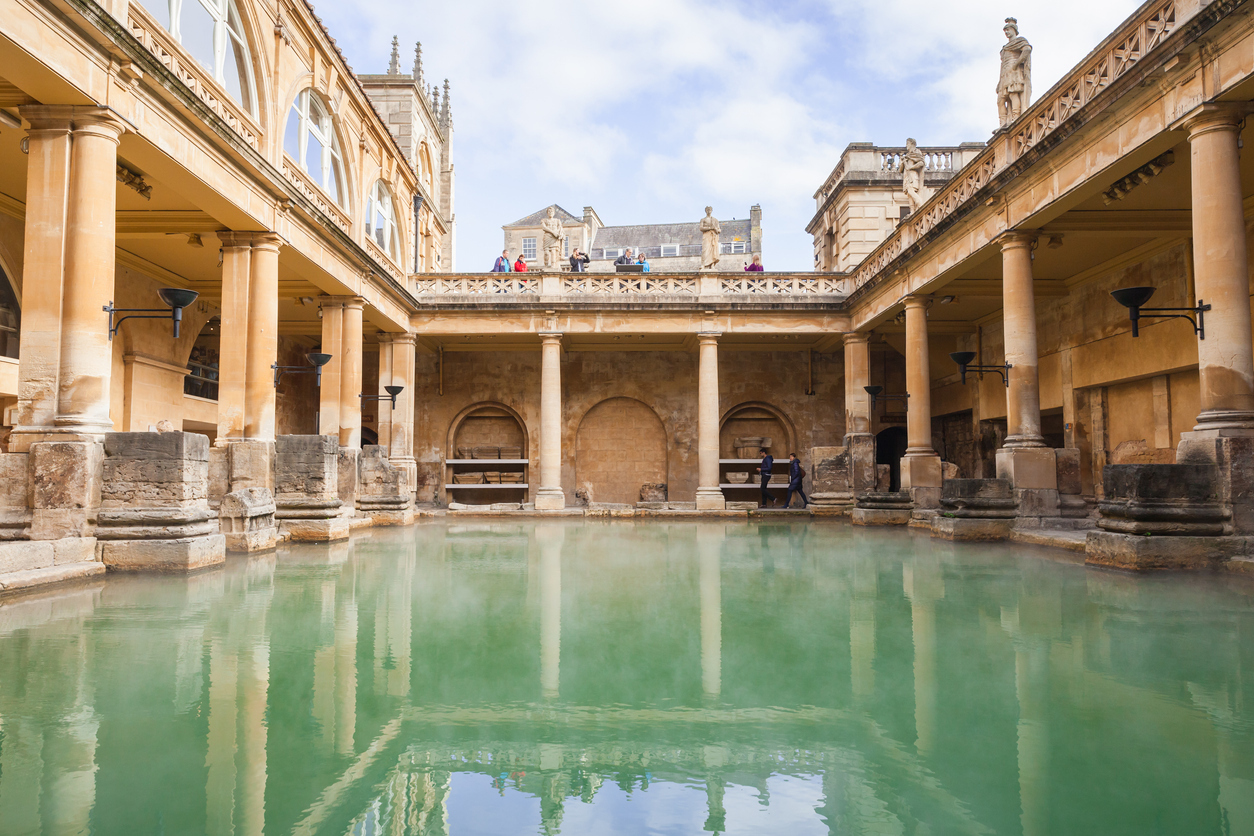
[1110,286,1210,339]
[360,385,405,409]
[104,288,199,340]
[949,351,1011,386]
[864,385,910,413]
[272,352,332,388]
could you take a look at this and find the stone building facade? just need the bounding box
[503,205,763,272]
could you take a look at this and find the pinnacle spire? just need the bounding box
[387,36,400,75]
[413,41,424,86]
[440,78,451,129]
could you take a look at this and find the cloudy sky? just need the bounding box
[315,0,1145,271]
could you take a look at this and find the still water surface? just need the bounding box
[1,520,1252,835]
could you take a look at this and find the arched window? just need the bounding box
[284,90,345,205]
[365,180,399,260]
[138,0,257,116]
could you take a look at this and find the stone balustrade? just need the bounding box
[412,272,848,301]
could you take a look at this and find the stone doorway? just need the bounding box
[875,426,908,491]
[575,397,667,505]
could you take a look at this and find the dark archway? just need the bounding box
[875,426,908,492]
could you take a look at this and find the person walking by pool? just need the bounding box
[757,448,776,508]
[492,250,513,272]
[782,453,808,509]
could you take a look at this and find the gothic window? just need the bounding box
[366,180,399,261]
[521,238,537,260]
[139,0,257,116]
[284,90,345,206]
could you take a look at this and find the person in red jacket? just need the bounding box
[514,256,528,272]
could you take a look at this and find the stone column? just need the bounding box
[1185,107,1254,433]
[388,334,418,493]
[695,333,726,510]
[318,299,345,438]
[12,106,74,447]
[996,232,1058,514]
[535,333,566,510]
[244,234,280,441]
[375,334,395,451]
[56,110,126,436]
[901,297,941,507]
[843,332,872,436]
[338,298,364,449]
[215,233,252,444]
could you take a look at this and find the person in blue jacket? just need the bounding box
[637,253,651,272]
[491,250,513,272]
[782,452,808,509]
[757,448,776,508]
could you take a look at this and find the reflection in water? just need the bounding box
[0,521,1252,835]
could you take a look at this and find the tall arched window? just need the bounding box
[284,90,345,205]
[365,180,399,261]
[138,0,257,116]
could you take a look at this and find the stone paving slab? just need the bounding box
[0,561,105,594]
[1011,528,1088,553]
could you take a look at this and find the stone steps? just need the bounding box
[0,561,105,594]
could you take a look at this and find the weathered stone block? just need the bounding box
[940,478,1018,518]
[219,488,278,552]
[931,516,1015,541]
[639,483,667,503]
[996,446,1058,490]
[809,446,853,509]
[1177,436,1254,535]
[275,436,346,541]
[228,441,274,493]
[941,461,960,480]
[337,446,360,518]
[99,535,226,573]
[1085,530,1254,571]
[875,464,891,492]
[852,491,912,525]
[1055,448,1082,495]
[0,540,54,574]
[901,455,941,490]
[357,446,413,526]
[104,431,208,462]
[1097,463,1229,536]
[0,452,30,540]
[29,441,102,541]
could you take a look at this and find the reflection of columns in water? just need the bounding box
[42,708,100,836]
[1015,643,1049,836]
[312,573,359,756]
[538,524,564,699]
[376,546,415,698]
[698,525,723,699]
[206,643,270,836]
[903,556,942,757]
[850,558,878,703]
[704,776,727,834]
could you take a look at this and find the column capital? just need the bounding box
[697,331,721,344]
[217,230,255,249]
[249,231,284,252]
[539,332,563,341]
[318,295,356,310]
[1183,103,1254,139]
[18,104,75,133]
[70,108,127,142]
[19,105,127,138]
[391,332,419,347]
[998,230,1038,251]
[375,332,395,347]
[902,295,932,311]
[843,331,870,346]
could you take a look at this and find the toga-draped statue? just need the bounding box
[901,138,931,213]
[997,17,1032,128]
[540,206,564,269]
[699,206,721,270]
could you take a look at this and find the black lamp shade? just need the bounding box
[863,385,883,396]
[384,385,404,397]
[1110,286,1155,309]
[307,353,333,367]
[158,288,199,310]
[950,351,976,366]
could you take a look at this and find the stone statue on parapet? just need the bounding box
[540,206,564,269]
[997,17,1032,128]
[699,206,721,270]
[902,138,931,213]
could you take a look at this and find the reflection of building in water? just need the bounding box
[699,524,723,700]
[903,554,943,758]
[537,524,563,700]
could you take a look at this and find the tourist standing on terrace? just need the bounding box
[514,255,528,272]
[782,453,808,509]
[758,448,776,508]
[745,254,764,271]
[615,248,635,266]
[569,249,590,272]
[492,250,513,272]
[637,253,651,272]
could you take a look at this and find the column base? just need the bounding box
[1085,530,1254,571]
[851,507,911,526]
[534,488,566,511]
[100,534,226,573]
[281,517,351,542]
[931,517,1015,541]
[901,455,942,490]
[1189,410,1254,436]
[1177,435,1254,534]
[995,446,1058,490]
[695,488,727,511]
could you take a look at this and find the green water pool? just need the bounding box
[0,520,1252,835]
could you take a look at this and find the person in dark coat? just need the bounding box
[492,250,513,272]
[782,452,808,509]
[757,448,776,508]
[569,249,590,272]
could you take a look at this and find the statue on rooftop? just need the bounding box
[902,138,931,213]
[540,206,564,269]
[699,206,721,270]
[997,17,1032,128]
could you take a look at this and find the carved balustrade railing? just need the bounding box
[412,273,846,301]
[719,275,847,295]
[413,275,541,295]
[563,275,699,295]
[877,148,958,173]
[280,158,352,234]
[847,0,1181,296]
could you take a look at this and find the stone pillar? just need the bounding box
[55,110,126,437]
[357,446,413,525]
[215,232,252,445]
[901,297,941,508]
[244,234,280,441]
[843,331,877,498]
[338,298,364,449]
[996,233,1058,518]
[274,435,349,541]
[695,333,726,510]
[1185,106,1254,434]
[537,523,563,699]
[318,299,345,438]
[12,106,74,446]
[535,333,565,511]
[698,524,722,700]
[375,334,395,451]
[388,334,418,494]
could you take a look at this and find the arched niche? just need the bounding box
[184,315,220,400]
[876,426,908,492]
[719,402,796,458]
[446,402,529,459]
[0,260,21,360]
[575,397,667,505]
